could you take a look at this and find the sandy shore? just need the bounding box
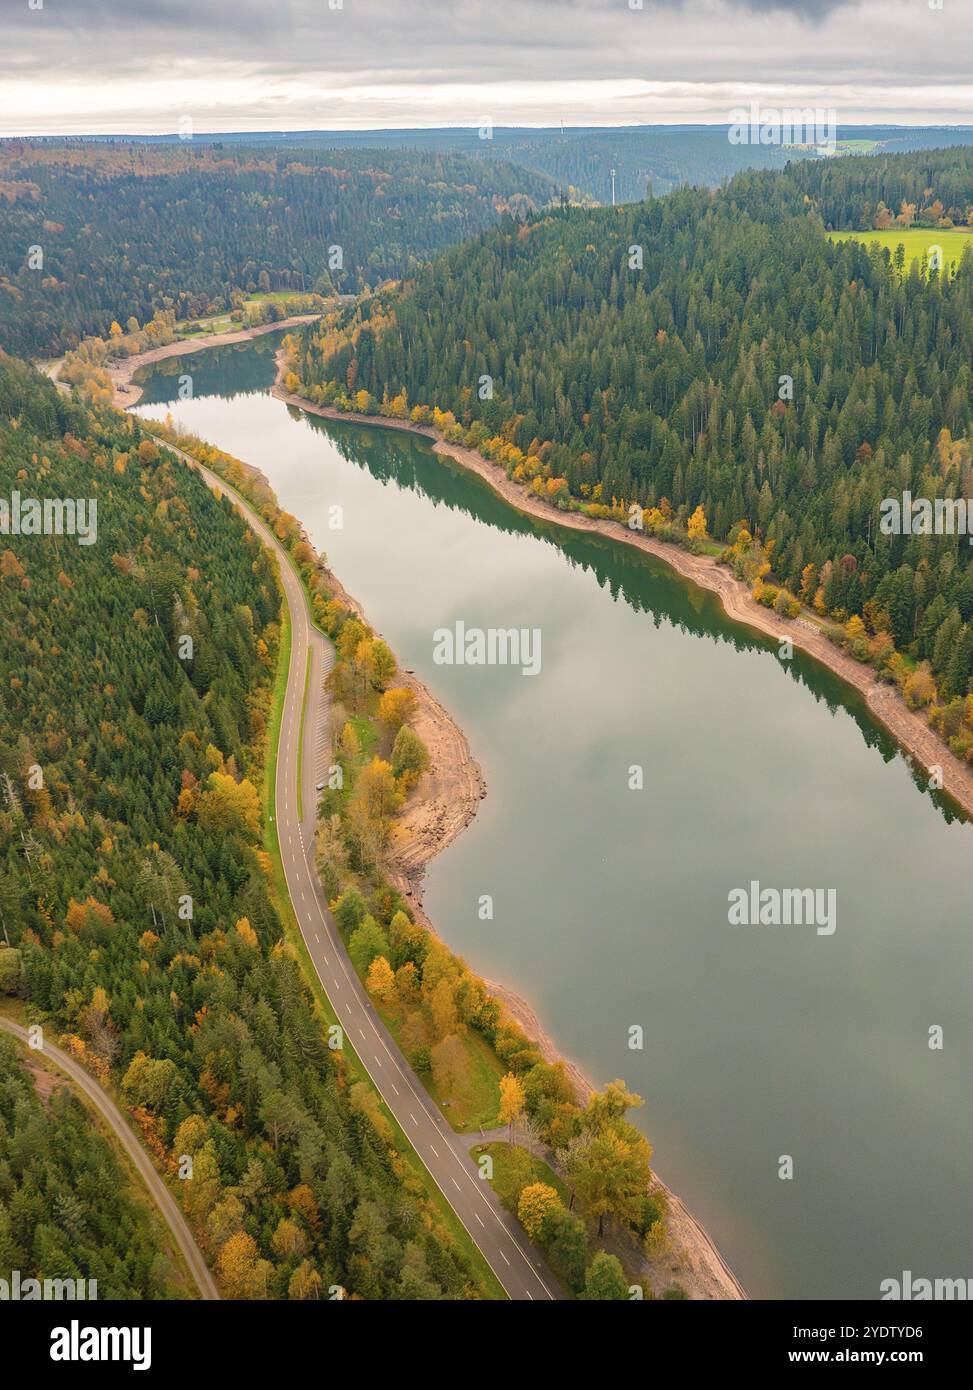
[107,315,322,409]
[306,562,487,900]
[271,371,973,829]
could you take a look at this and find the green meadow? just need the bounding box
[827,226,973,273]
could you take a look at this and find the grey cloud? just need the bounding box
[1,0,964,133]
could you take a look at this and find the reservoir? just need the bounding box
[135,333,973,1300]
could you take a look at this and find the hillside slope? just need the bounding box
[291,150,973,738]
[0,142,556,356]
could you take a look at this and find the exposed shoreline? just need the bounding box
[270,371,973,830]
[307,562,488,895]
[107,315,322,410]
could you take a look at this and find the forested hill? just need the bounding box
[0,142,556,357]
[293,148,973,731]
[779,146,973,231]
[0,355,483,1298]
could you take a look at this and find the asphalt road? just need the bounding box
[0,1015,219,1301]
[150,432,563,1301]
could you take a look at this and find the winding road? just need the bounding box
[0,1015,219,1301]
[146,431,563,1301]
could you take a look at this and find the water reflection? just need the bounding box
[300,408,964,826]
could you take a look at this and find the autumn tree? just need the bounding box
[499,1071,526,1140]
[366,954,396,1001]
[686,504,708,541]
[430,1033,469,1098]
[391,725,430,787]
[197,771,261,838]
[378,686,416,735]
[518,1182,562,1239]
[216,1230,272,1299]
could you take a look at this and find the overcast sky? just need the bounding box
[2,0,970,135]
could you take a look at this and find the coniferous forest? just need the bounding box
[293,149,973,748]
[0,355,484,1299]
[0,1033,188,1298]
[7,0,973,1335]
[0,143,556,357]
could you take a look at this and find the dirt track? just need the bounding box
[0,1016,219,1300]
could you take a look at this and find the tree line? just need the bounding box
[291,147,973,766]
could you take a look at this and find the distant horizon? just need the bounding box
[6,120,973,143]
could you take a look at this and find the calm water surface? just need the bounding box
[136,335,973,1299]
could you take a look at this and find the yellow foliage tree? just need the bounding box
[844,614,867,640]
[903,663,937,710]
[234,917,258,949]
[518,1182,562,1240]
[499,1071,526,1138]
[288,1261,323,1299]
[270,1218,307,1260]
[378,686,416,734]
[354,757,398,820]
[197,772,261,838]
[365,954,396,1001]
[216,1230,272,1299]
[687,505,708,540]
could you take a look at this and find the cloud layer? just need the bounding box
[3,0,969,134]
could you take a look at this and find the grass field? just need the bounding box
[175,291,314,337]
[835,139,879,154]
[470,1141,570,1213]
[379,999,505,1132]
[828,226,973,273]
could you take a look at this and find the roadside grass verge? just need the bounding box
[378,998,505,1132]
[471,1141,570,1212]
[472,1140,583,1295]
